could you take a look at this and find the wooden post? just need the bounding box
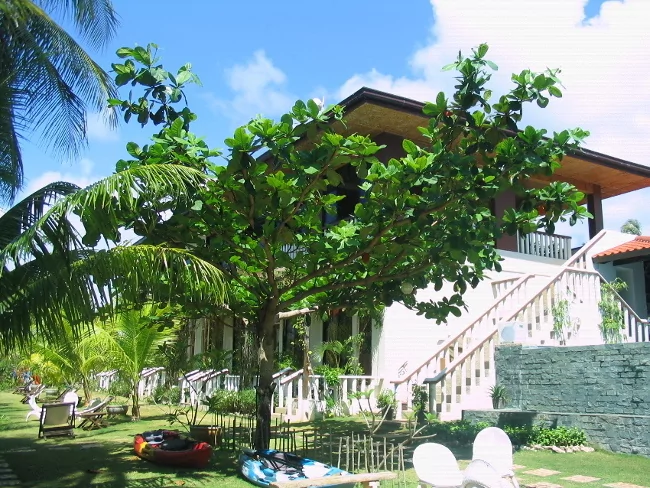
[301,326,311,420]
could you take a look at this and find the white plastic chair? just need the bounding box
[472,427,519,488]
[25,395,42,421]
[462,459,502,488]
[61,392,79,415]
[413,443,463,488]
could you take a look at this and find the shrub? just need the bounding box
[207,389,256,415]
[502,425,586,446]
[151,385,181,405]
[108,377,132,399]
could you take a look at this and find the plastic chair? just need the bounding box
[472,427,519,488]
[413,443,463,488]
[462,459,502,488]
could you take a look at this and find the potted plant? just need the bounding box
[489,384,508,409]
[107,378,131,416]
[188,393,224,447]
[376,389,396,420]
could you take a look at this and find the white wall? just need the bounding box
[617,261,647,319]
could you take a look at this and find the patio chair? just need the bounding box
[413,443,463,488]
[38,402,76,439]
[13,379,33,395]
[462,459,503,488]
[21,384,45,404]
[26,390,79,421]
[76,395,113,431]
[472,427,519,488]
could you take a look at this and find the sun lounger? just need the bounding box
[76,396,113,431]
[38,402,76,439]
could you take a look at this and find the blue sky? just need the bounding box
[18,0,648,245]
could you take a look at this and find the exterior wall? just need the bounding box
[462,342,650,456]
[495,343,650,415]
[616,261,647,319]
[377,253,566,380]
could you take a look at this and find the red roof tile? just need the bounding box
[593,236,650,259]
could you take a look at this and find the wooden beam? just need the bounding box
[587,186,604,238]
[269,471,397,488]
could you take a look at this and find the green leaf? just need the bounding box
[175,71,192,86]
[548,86,563,98]
[402,139,418,154]
[477,44,489,58]
[116,48,133,58]
[486,60,498,71]
[191,200,203,211]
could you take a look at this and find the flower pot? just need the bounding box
[492,398,505,409]
[381,406,395,420]
[106,405,128,416]
[189,425,223,447]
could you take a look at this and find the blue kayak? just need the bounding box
[238,449,354,488]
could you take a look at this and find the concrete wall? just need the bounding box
[463,343,650,455]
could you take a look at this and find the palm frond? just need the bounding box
[0,245,227,352]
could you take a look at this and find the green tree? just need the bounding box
[105,44,590,448]
[621,218,641,236]
[95,306,176,420]
[0,0,119,202]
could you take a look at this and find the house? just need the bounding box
[182,88,650,420]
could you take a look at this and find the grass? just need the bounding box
[0,391,649,487]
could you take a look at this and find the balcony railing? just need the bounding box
[517,231,572,260]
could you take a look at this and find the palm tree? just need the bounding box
[34,324,106,403]
[95,306,176,419]
[0,0,118,202]
[0,163,229,352]
[621,219,642,236]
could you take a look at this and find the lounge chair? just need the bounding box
[21,384,45,404]
[462,459,503,488]
[472,427,519,488]
[38,402,76,439]
[13,379,33,395]
[76,395,113,430]
[413,443,463,488]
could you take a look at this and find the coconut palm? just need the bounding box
[0,163,228,352]
[0,0,118,202]
[34,324,106,403]
[621,219,642,236]
[94,306,176,420]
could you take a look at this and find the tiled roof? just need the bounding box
[592,236,650,259]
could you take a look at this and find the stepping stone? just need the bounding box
[6,449,33,454]
[513,464,526,470]
[0,475,17,480]
[0,480,20,486]
[604,484,650,488]
[562,475,601,483]
[0,470,12,474]
[524,468,562,477]
[49,447,70,450]
[79,443,102,449]
[526,483,563,488]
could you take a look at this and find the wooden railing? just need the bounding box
[277,370,380,417]
[426,267,650,419]
[391,274,536,415]
[517,231,572,260]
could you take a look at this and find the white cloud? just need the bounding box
[209,50,296,123]
[336,0,650,240]
[26,157,98,195]
[86,112,119,142]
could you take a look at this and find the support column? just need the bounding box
[587,186,604,238]
[494,190,518,252]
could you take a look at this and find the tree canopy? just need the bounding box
[102,43,591,447]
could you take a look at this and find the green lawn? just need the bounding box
[0,391,649,487]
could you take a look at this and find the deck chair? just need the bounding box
[13,379,33,394]
[27,391,79,421]
[462,459,503,488]
[413,443,463,488]
[21,384,45,404]
[472,427,519,488]
[76,395,113,430]
[38,402,76,439]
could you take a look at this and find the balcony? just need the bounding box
[517,231,572,260]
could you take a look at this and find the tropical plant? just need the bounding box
[552,296,577,345]
[621,219,642,236]
[33,324,106,403]
[94,306,177,420]
[376,388,397,419]
[0,0,119,203]
[599,278,628,343]
[107,43,591,448]
[488,384,508,409]
[0,49,229,352]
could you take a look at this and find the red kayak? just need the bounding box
[134,430,212,469]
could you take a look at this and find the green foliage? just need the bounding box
[206,389,257,416]
[502,425,587,447]
[552,297,575,345]
[620,219,641,236]
[427,420,493,445]
[376,389,397,411]
[412,384,428,414]
[150,384,181,405]
[599,279,628,343]
[489,384,508,403]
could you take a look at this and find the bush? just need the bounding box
[151,385,181,405]
[207,389,256,416]
[502,425,586,447]
[108,377,132,399]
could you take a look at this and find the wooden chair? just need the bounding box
[76,396,113,431]
[38,402,76,439]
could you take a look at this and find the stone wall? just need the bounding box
[496,343,650,415]
[462,343,650,456]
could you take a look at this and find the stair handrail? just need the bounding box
[272,367,294,380]
[564,228,608,268]
[392,273,535,386]
[432,266,649,390]
[280,368,304,385]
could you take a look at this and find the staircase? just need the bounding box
[392,231,650,420]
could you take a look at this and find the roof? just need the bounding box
[335,87,650,199]
[592,236,650,262]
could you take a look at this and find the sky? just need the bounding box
[17,0,650,246]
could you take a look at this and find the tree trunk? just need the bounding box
[82,377,92,406]
[131,385,140,420]
[254,311,277,449]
